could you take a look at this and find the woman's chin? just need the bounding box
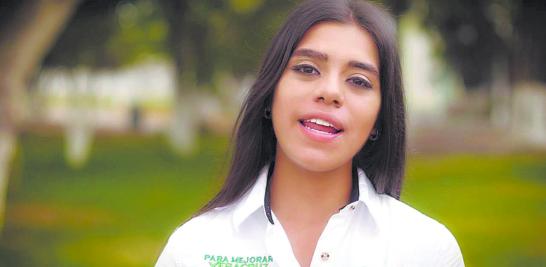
[291,154,350,173]
[276,142,354,173]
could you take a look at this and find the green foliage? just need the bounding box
[43,0,297,84]
[43,0,296,84]
[229,0,264,14]
[419,0,546,86]
[1,133,545,266]
[43,1,121,68]
[209,0,296,77]
[44,0,169,69]
[108,0,169,65]
[158,0,296,87]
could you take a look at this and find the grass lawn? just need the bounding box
[0,132,545,266]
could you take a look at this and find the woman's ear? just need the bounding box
[369,128,380,141]
[264,106,272,119]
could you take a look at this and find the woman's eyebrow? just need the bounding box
[292,48,328,61]
[349,60,379,75]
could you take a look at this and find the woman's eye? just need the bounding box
[292,64,319,75]
[348,76,372,89]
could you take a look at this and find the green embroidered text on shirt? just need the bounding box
[204,254,273,267]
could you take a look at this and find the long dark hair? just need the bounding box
[198,0,405,215]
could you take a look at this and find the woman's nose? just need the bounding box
[314,75,344,107]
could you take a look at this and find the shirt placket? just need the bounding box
[310,202,358,267]
[264,213,301,267]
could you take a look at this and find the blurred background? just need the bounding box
[0,0,545,266]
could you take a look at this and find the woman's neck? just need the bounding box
[270,154,353,224]
[269,151,353,267]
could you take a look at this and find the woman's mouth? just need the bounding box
[299,118,342,134]
[298,118,343,142]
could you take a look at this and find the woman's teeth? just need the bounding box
[300,119,341,134]
[306,118,335,128]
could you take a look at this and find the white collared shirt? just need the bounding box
[156,166,464,267]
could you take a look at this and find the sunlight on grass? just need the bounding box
[404,153,546,267]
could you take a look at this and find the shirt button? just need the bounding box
[321,252,330,261]
[350,205,356,210]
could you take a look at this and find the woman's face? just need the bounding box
[271,21,381,173]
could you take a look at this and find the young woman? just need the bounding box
[156,0,464,266]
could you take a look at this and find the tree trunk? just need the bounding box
[490,56,511,129]
[64,69,95,168]
[157,0,199,154]
[0,0,80,233]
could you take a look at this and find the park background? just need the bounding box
[0,0,545,266]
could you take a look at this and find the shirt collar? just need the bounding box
[354,168,383,224]
[232,165,270,230]
[232,164,382,231]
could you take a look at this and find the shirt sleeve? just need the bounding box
[435,225,465,267]
[155,238,177,267]
[155,227,184,267]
